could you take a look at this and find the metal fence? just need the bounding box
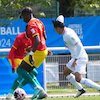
[44,53,100,90]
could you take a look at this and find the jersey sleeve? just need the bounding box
[8,47,16,68]
[70,36,78,46]
[13,37,21,49]
[63,35,78,47]
[8,37,20,68]
[73,44,82,59]
[70,36,83,59]
[27,24,39,38]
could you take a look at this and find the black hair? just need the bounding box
[52,20,64,28]
[20,7,33,18]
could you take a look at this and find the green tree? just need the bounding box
[59,0,100,17]
[0,0,52,19]
[74,0,100,16]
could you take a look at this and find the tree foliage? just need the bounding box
[74,0,100,16]
[0,0,100,19]
[0,0,52,19]
[59,0,100,17]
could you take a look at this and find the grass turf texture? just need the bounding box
[47,88,99,94]
[44,96,100,100]
[25,96,100,100]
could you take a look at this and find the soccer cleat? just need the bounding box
[32,86,43,99]
[37,89,48,99]
[5,93,13,100]
[75,89,86,98]
[32,89,41,99]
[32,86,47,100]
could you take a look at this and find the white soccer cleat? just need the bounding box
[32,86,47,100]
[75,89,86,98]
[37,90,48,99]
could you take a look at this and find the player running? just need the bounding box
[52,15,100,97]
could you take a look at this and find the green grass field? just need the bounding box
[23,85,100,100]
[47,87,99,94]
[2,84,100,100]
[25,96,100,100]
[44,96,100,100]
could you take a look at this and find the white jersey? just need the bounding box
[63,27,88,59]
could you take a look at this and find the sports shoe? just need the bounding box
[75,89,86,98]
[32,89,41,99]
[37,89,48,99]
[32,86,43,99]
[6,93,14,100]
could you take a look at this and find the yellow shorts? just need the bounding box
[9,58,22,68]
[23,49,48,68]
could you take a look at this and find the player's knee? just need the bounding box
[63,67,71,76]
[75,77,81,82]
[75,73,81,82]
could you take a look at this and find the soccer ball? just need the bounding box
[14,88,27,100]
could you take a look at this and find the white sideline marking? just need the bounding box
[0,93,100,99]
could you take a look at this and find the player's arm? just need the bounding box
[29,35,40,64]
[69,36,82,59]
[32,35,40,52]
[8,37,20,72]
[41,21,47,40]
[43,31,47,40]
[69,36,82,67]
[28,25,40,64]
[43,25,47,40]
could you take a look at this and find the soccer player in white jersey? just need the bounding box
[52,15,100,97]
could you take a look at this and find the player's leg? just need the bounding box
[13,59,39,88]
[21,49,48,99]
[64,67,85,93]
[10,77,23,93]
[74,58,100,91]
[30,69,41,86]
[17,61,46,99]
[75,72,100,93]
[19,69,41,88]
[17,62,39,88]
[6,76,23,100]
[31,49,48,99]
[8,58,31,90]
[19,68,38,87]
[64,58,85,97]
[31,68,38,76]
[80,77,100,90]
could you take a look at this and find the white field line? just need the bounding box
[0,93,100,99]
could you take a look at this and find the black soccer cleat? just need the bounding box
[75,89,86,98]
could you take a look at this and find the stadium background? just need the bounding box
[0,0,100,97]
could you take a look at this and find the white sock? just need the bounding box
[66,73,83,90]
[80,78,100,90]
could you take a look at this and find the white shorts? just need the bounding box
[66,57,88,74]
